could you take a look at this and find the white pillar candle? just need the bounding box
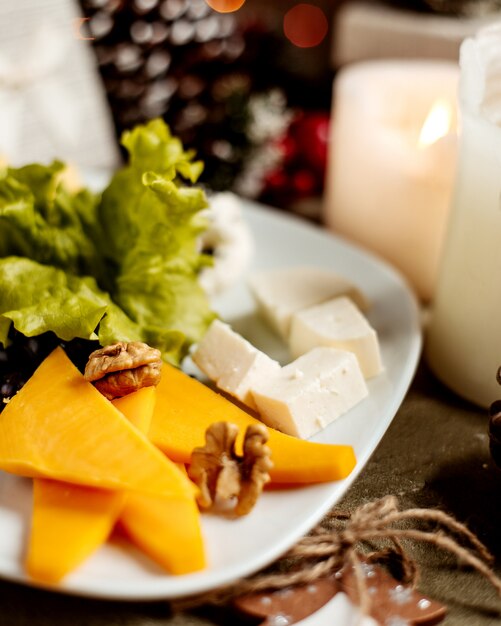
[324,60,459,301]
[426,24,501,408]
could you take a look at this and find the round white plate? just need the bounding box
[0,201,422,600]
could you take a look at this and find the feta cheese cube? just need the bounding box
[248,266,368,339]
[251,347,368,439]
[192,320,281,410]
[289,297,383,378]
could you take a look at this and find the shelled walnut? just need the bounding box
[84,342,162,399]
[188,421,273,516]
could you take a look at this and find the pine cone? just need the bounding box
[79,0,242,136]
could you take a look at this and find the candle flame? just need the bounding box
[418,99,453,148]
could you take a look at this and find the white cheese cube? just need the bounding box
[289,297,383,378]
[192,320,281,410]
[251,347,368,439]
[248,266,368,339]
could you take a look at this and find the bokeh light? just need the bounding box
[204,0,246,13]
[283,3,328,48]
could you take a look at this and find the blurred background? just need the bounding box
[2,0,498,210]
[75,0,499,217]
[2,0,501,297]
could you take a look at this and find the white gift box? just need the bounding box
[0,0,119,169]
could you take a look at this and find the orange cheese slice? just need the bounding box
[0,348,192,498]
[149,363,356,483]
[119,489,206,575]
[26,388,157,583]
[27,479,124,583]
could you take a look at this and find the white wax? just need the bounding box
[426,24,501,407]
[324,60,459,301]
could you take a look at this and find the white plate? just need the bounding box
[0,201,422,600]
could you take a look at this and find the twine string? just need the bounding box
[173,496,501,612]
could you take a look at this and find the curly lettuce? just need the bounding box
[0,119,215,364]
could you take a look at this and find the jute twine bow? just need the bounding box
[175,496,501,615]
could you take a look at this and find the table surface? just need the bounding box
[1,359,500,626]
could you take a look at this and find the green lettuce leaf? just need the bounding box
[0,162,106,282]
[0,119,215,363]
[0,257,108,345]
[98,120,215,359]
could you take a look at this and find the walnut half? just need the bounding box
[84,342,162,400]
[188,421,273,516]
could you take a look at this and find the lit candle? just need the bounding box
[426,24,501,408]
[324,60,459,301]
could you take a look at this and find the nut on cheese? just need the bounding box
[289,297,383,378]
[248,266,368,339]
[192,320,280,410]
[250,347,368,439]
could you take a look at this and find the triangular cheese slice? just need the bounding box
[113,386,156,434]
[149,363,356,483]
[26,387,157,583]
[27,479,124,583]
[120,488,206,575]
[0,348,192,497]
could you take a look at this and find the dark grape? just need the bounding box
[488,399,501,469]
[1,372,26,398]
